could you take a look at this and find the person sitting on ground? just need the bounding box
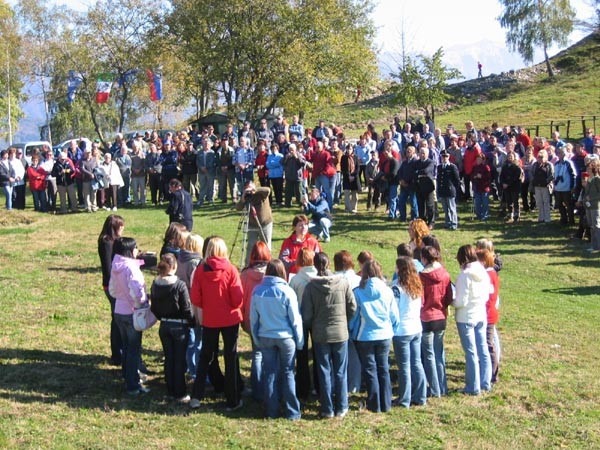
[279,214,322,275]
[166,178,193,231]
[302,186,333,243]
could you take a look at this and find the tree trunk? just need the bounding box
[543,44,554,78]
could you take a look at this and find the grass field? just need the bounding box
[0,194,599,449]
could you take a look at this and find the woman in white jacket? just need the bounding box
[453,244,492,395]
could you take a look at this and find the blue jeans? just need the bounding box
[347,339,362,393]
[186,325,202,380]
[159,321,190,398]
[308,218,332,240]
[3,185,13,210]
[260,337,301,420]
[388,184,399,218]
[316,174,335,210]
[104,290,123,363]
[333,172,342,205]
[421,328,447,397]
[456,321,492,394]
[356,339,392,413]
[114,313,142,392]
[393,334,427,407]
[474,191,489,220]
[32,190,48,212]
[251,338,263,401]
[314,341,348,416]
[398,188,418,221]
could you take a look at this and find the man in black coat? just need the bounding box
[166,178,193,231]
[436,150,461,230]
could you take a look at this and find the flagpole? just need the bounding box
[6,46,13,145]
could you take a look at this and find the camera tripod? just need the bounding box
[230,200,268,268]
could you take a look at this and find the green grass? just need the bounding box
[1,194,599,449]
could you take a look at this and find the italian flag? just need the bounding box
[96,74,113,103]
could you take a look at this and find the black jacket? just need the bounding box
[437,163,460,198]
[150,276,194,323]
[166,188,193,231]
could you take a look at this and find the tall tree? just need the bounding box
[0,0,25,144]
[499,0,576,77]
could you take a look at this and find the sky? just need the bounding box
[4,0,597,142]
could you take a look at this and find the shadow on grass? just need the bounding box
[0,348,190,415]
[541,286,600,296]
[47,267,99,274]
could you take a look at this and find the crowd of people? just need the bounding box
[100,207,510,419]
[3,116,600,250]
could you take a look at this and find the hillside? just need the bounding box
[319,32,600,138]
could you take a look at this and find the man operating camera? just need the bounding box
[236,180,273,266]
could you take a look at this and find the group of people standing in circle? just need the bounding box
[98,213,503,419]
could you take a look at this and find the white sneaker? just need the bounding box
[112,206,118,211]
[177,395,191,404]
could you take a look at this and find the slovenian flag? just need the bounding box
[146,69,162,101]
[96,73,113,103]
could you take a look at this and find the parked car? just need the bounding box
[12,141,53,164]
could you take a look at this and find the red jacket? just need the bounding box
[190,256,243,328]
[486,268,499,325]
[471,162,491,193]
[278,233,321,274]
[463,144,482,176]
[311,149,332,178]
[27,165,47,192]
[419,264,453,322]
[255,150,268,179]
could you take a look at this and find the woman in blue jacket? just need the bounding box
[266,143,285,206]
[250,259,304,420]
[350,259,399,413]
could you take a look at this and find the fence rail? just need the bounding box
[520,115,598,140]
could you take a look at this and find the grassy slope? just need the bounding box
[0,198,599,449]
[314,33,600,139]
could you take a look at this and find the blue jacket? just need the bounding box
[553,158,576,192]
[250,276,304,349]
[266,153,284,179]
[304,196,330,224]
[349,277,399,342]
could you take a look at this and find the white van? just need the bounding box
[12,141,53,164]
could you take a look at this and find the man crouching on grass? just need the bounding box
[302,186,332,243]
[166,179,193,231]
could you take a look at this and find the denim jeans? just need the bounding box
[347,339,362,393]
[398,188,418,221]
[186,325,202,379]
[456,321,492,394]
[308,218,332,240]
[316,174,335,210]
[314,341,348,416]
[356,339,392,413]
[192,324,242,407]
[421,328,447,397]
[32,190,48,212]
[3,185,14,210]
[251,337,263,401]
[388,184,399,218]
[260,337,301,420]
[159,321,190,397]
[114,313,142,392]
[393,334,427,407]
[474,191,490,220]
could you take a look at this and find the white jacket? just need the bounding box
[453,261,489,324]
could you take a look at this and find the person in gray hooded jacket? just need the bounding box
[301,252,356,419]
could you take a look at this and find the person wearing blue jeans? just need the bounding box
[301,252,356,418]
[453,245,492,395]
[186,325,202,379]
[420,326,447,397]
[315,174,335,211]
[391,257,427,408]
[472,154,491,221]
[250,260,304,419]
[398,187,418,221]
[114,313,144,393]
[350,259,399,413]
[303,186,332,242]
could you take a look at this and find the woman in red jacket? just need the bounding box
[462,131,482,200]
[477,248,500,383]
[418,246,453,397]
[189,237,244,411]
[279,214,321,275]
[27,153,47,212]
